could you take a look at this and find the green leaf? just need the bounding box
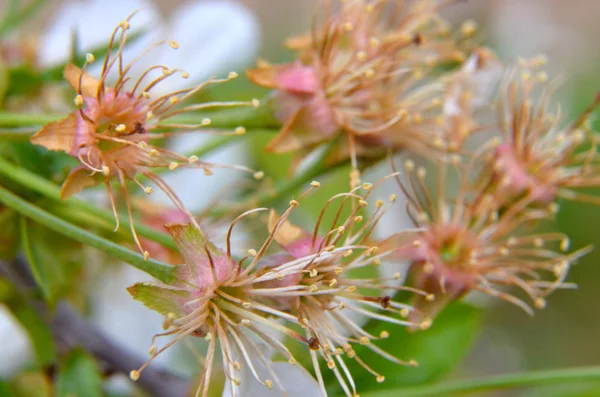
[328,302,482,395]
[9,301,56,367]
[0,206,19,259]
[20,217,71,307]
[127,282,189,317]
[0,379,15,397]
[56,348,103,397]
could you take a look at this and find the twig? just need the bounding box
[1,256,193,397]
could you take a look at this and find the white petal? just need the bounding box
[0,305,34,376]
[161,0,261,86]
[39,0,164,72]
[222,361,324,397]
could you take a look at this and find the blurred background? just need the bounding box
[2,1,600,396]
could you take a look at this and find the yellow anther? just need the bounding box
[560,238,570,252]
[289,199,299,207]
[169,40,179,49]
[228,71,239,79]
[499,247,509,256]
[536,71,548,82]
[534,297,547,309]
[235,126,246,135]
[143,187,153,195]
[339,301,345,310]
[188,155,199,164]
[393,272,401,279]
[288,358,297,365]
[242,301,252,309]
[460,20,477,37]
[533,238,543,248]
[354,215,363,223]
[115,124,126,133]
[180,71,189,79]
[343,250,353,257]
[146,111,154,120]
[423,262,435,274]
[205,332,213,341]
[334,267,344,275]
[148,345,157,355]
[346,286,357,293]
[420,318,432,330]
[364,68,375,78]
[369,37,380,48]
[380,330,389,338]
[425,294,435,301]
[142,91,150,99]
[169,162,179,170]
[389,194,397,203]
[362,182,373,190]
[169,96,179,105]
[310,285,319,293]
[358,199,368,207]
[309,268,318,277]
[240,319,251,326]
[400,308,410,318]
[413,240,421,248]
[143,251,150,260]
[360,336,370,345]
[130,370,140,381]
[233,361,241,370]
[327,360,336,369]
[311,181,321,187]
[102,166,110,176]
[74,95,84,107]
[203,168,213,176]
[119,21,130,30]
[329,279,338,287]
[252,98,260,108]
[376,375,385,383]
[408,360,419,367]
[344,22,353,31]
[265,380,273,389]
[253,171,264,180]
[404,160,415,171]
[373,258,381,267]
[85,53,95,63]
[248,249,257,256]
[233,378,241,386]
[201,118,211,126]
[347,349,356,358]
[337,226,346,234]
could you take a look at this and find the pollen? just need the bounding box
[310,285,319,293]
[334,267,344,274]
[74,95,84,107]
[265,380,273,389]
[115,124,126,133]
[309,268,318,277]
[329,279,338,287]
[169,40,179,49]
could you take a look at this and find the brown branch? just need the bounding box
[1,256,193,397]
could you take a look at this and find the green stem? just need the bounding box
[359,366,600,397]
[0,185,175,283]
[0,105,275,129]
[0,156,176,249]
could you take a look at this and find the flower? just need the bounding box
[31,13,260,257]
[248,0,467,186]
[483,56,600,206]
[393,158,591,321]
[128,181,428,396]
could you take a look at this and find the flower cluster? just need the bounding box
[128,182,431,397]
[15,1,600,396]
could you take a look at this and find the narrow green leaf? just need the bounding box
[0,379,15,397]
[56,349,103,397]
[0,0,48,36]
[20,217,67,306]
[328,302,482,394]
[9,301,57,366]
[0,185,175,282]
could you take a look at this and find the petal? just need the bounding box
[126,282,190,317]
[222,361,324,397]
[38,0,164,73]
[161,0,261,87]
[30,113,78,153]
[267,210,305,247]
[60,166,98,199]
[64,64,101,97]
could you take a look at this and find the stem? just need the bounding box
[0,105,276,129]
[0,156,176,250]
[0,185,175,283]
[360,366,600,397]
